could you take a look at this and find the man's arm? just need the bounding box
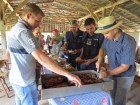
[83,56,98,65]
[31,49,82,87]
[96,48,106,69]
[75,48,83,62]
[108,64,129,76]
[99,46,131,78]
[100,64,130,78]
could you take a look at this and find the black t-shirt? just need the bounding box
[82,33,104,60]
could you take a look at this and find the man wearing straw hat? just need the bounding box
[95,16,136,105]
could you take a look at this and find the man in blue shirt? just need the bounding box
[64,20,84,69]
[95,16,136,105]
[76,18,104,71]
[5,3,81,105]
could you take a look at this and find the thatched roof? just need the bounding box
[1,0,140,32]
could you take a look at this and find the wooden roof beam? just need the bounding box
[118,7,140,19]
[44,15,80,18]
[5,0,29,23]
[44,7,86,13]
[57,0,101,22]
[86,6,99,22]
[53,2,74,10]
[121,24,136,32]
[46,10,78,16]
[56,0,88,10]
[78,0,129,21]
[4,3,8,12]
[132,0,140,5]
[102,8,106,17]
[115,12,140,26]
[109,6,116,15]
[33,0,55,4]
[48,9,80,15]
[3,0,14,11]
[0,1,6,21]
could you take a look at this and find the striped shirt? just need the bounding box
[7,19,40,86]
[102,32,136,77]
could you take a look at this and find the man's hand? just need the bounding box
[66,73,82,87]
[75,57,82,62]
[83,60,91,65]
[99,70,109,78]
[96,61,102,73]
[72,49,78,54]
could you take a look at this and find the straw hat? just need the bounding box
[95,16,122,33]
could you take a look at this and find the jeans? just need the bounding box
[11,82,38,105]
[110,76,134,105]
[80,62,97,71]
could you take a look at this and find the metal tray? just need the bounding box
[41,70,114,100]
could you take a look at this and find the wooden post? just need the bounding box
[0,21,7,51]
[0,1,7,54]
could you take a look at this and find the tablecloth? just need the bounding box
[48,91,112,105]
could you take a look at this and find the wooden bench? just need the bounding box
[0,72,11,97]
[0,60,12,98]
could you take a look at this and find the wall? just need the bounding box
[127,32,140,46]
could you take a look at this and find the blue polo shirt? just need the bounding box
[7,19,40,86]
[65,29,84,50]
[102,32,136,77]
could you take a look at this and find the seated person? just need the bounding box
[51,29,62,55]
[56,37,65,58]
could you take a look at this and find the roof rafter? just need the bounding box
[5,0,29,23]
[114,12,140,26]
[109,6,117,15]
[4,3,8,13]
[3,0,14,11]
[118,7,140,19]
[57,0,100,22]
[102,7,106,17]
[132,0,140,5]
[53,2,73,10]
[78,0,129,21]
[56,0,90,10]
[122,24,136,31]
[44,6,86,13]
[86,6,99,22]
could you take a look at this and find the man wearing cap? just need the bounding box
[64,20,84,69]
[76,18,104,71]
[95,16,136,105]
[51,29,62,55]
